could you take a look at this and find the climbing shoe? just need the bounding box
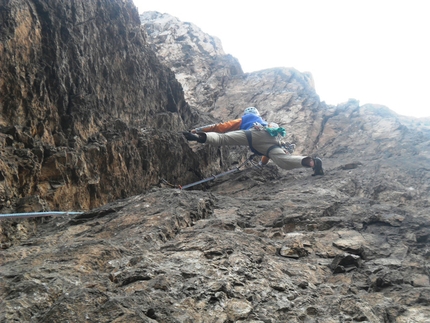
[312,157,324,176]
[183,132,206,143]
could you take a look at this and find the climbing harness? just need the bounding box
[244,130,265,156]
[244,129,292,158]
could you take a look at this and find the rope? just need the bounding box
[178,154,257,190]
[0,211,83,220]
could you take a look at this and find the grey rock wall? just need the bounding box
[1,5,430,323]
[0,0,201,212]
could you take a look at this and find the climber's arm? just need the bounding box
[193,119,242,133]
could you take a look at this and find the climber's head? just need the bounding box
[243,107,260,116]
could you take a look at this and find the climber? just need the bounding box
[189,107,276,166]
[183,107,324,176]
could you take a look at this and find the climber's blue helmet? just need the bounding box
[243,107,260,116]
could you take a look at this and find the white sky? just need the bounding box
[133,0,430,118]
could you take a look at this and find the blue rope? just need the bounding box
[0,211,83,220]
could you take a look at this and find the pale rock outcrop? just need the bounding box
[141,11,243,112]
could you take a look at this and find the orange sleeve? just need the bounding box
[200,119,242,133]
[261,156,270,165]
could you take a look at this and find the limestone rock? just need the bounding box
[141,11,243,112]
[1,2,430,323]
[0,0,202,212]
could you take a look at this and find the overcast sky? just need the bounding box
[133,0,429,118]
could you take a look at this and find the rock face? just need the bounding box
[141,12,324,155]
[0,0,204,213]
[140,12,243,113]
[1,5,430,323]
